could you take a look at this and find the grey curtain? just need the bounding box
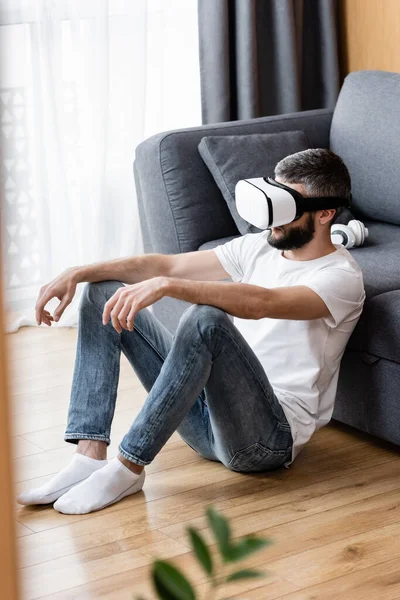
[198,0,341,124]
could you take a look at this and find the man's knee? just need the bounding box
[81,280,124,312]
[181,303,228,326]
[177,304,231,344]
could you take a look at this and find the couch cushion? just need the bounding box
[330,70,400,225]
[348,221,400,298]
[199,236,239,251]
[198,130,311,235]
[350,290,400,364]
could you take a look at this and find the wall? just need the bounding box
[340,0,400,76]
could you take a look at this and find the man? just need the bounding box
[18,148,365,515]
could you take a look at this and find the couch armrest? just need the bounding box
[134,108,334,255]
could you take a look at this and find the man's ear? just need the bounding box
[318,209,336,226]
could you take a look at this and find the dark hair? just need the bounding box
[274,148,351,219]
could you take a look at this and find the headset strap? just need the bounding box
[265,177,352,211]
[300,197,352,211]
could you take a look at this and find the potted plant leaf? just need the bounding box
[137,506,272,600]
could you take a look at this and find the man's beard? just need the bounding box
[267,213,315,250]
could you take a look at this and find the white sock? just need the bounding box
[17,454,107,506]
[53,458,145,515]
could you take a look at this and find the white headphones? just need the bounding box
[330,220,369,249]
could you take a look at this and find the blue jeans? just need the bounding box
[65,281,293,472]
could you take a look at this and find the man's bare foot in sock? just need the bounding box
[53,457,145,515]
[17,440,108,506]
[17,454,107,505]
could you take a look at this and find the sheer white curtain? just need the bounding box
[0,0,201,332]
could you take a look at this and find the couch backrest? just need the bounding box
[330,70,400,225]
[135,109,333,254]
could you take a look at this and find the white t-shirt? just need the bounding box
[214,231,365,467]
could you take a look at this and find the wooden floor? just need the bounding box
[7,326,400,600]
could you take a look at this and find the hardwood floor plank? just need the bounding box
[11,370,140,398]
[11,373,75,397]
[16,408,140,452]
[6,328,77,361]
[30,544,297,600]
[20,530,189,599]
[37,569,299,600]
[12,409,70,437]
[210,479,400,582]
[12,436,43,459]
[15,522,34,538]
[10,381,145,418]
[14,446,75,484]
[9,385,74,417]
[196,576,300,600]
[268,520,400,588]
[11,386,147,437]
[10,356,139,389]
[270,556,400,600]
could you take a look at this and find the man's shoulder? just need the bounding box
[324,246,364,277]
[310,248,365,300]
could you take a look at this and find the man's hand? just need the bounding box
[102,276,168,333]
[35,267,79,326]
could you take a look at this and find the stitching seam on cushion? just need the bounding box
[158,139,182,253]
[201,138,234,203]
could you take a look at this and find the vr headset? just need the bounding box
[235,177,352,229]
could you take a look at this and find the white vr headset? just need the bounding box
[235,177,368,249]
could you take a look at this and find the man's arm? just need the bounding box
[35,250,228,325]
[103,277,331,332]
[164,280,331,321]
[73,250,228,284]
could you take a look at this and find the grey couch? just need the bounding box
[134,70,400,449]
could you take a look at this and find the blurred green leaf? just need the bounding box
[152,561,196,600]
[206,507,231,559]
[226,569,266,582]
[188,527,213,576]
[224,536,272,562]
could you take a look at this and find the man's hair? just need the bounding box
[274,148,351,220]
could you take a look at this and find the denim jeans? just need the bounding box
[65,281,293,472]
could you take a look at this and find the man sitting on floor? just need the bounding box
[17,148,365,515]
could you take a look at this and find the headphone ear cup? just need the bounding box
[330,224,356,248]
[347,220,367,246]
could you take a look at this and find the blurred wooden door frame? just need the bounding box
[0,243,19,597]
[339,0,400,76]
